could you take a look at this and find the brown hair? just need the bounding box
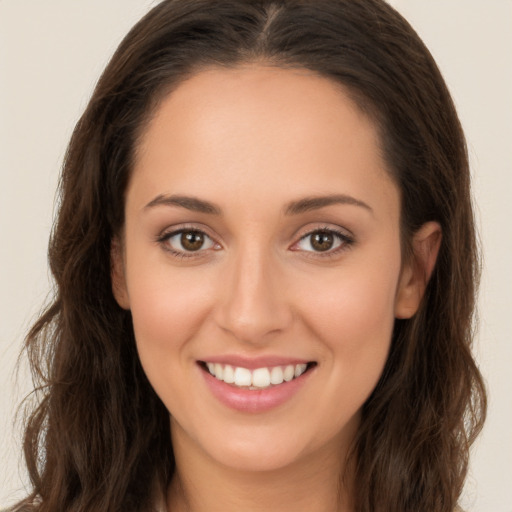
[14,1,486,511]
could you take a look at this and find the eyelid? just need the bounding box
[156,223,354,260]
[156,224,222,258]
[289,225,355,256]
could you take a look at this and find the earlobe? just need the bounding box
[111,237,130,310]
[394,221,442,319]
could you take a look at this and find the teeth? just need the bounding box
[270,366,284,385]
[283,365,295,382]
[223,364,235,384]
[206,362,310,389]
[295,363,307,378]
[234,367,252,387]
[252,368,271,388]
[214,363,224,381]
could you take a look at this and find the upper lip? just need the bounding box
[198,355,314,370]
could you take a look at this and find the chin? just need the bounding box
[209,439,308,473]
[192,419,348,474]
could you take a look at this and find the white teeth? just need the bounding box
[206,362,311,389]
[283,365,295,382]
[234,367,252,387]
[295,363,307,378]
[252,368,271,388]
[223,364,235,384]
[270,366,284,385]
[214,363,224,380]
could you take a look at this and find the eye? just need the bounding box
[294,228,353,254]
[159,229,217,255]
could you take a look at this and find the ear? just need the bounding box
[111,237,130,310]
[394,221,442,319]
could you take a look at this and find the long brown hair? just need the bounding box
[14,1,486,511]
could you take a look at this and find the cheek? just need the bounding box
[303,255,398,340]
[297,252,401,398]
[125,260,214,377]
[313,280,394,335]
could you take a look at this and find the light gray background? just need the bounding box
[1,1,511,510]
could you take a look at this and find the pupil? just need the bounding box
[181,231,204,251]
[312,232,333,251]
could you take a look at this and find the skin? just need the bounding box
[112,65,441,512]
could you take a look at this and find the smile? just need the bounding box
[203,362,312,389]
[198,359,317,413]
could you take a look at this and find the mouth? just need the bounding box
[198,361,317,390]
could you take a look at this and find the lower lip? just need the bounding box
[200,365,314,413]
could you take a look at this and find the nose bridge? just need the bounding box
[216,240,290,343]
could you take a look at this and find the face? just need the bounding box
[113,65,431,473]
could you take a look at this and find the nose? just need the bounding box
[214,245,292,345]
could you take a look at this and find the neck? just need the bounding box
[167,422,355,512]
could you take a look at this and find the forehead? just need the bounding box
[130,64,398,219]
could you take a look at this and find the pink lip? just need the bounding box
[199,363,315,413]
[199,354,311,370]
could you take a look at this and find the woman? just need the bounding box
[11,0,486,511]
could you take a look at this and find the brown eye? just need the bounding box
[181,231,205,251]
[310,231,334,252]
[162,229,216,255]
[294,229,350,255]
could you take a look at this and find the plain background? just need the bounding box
[1,1,511,510]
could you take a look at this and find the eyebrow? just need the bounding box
[144,193,372,216]
[284,194,373,215]
[144,194,222,215]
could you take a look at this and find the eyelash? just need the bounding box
[293,227,355,259]
[156,225,354,260]
[156,225,219,260]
